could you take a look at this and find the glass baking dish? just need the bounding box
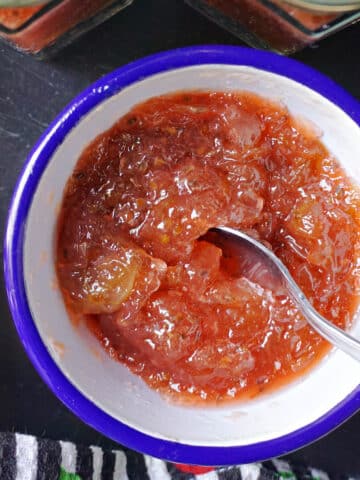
[0,0,134,57]
[185,0,360,54]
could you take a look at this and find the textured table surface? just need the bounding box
[0,0,359,475]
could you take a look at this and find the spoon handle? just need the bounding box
[216,226,360,363]
[285,274,360,362]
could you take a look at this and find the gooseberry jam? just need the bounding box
[57,91,360,404]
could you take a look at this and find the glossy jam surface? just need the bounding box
[57,91,360,404]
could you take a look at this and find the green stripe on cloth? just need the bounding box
[59,467,82,480]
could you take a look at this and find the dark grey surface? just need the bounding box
[1,0,359,474]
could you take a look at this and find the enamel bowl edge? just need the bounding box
[4,46,360,465]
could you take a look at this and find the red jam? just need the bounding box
[0,5,44,30]
[57,91,360,404]
[0,1,129,55]
[190,0,340,54]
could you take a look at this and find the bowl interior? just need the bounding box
[24,64,360,447]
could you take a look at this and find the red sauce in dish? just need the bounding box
[57,91,360,404]
[198,0,339,54]
[1,1,123,54]
[0,5,43,30]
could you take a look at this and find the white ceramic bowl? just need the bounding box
[4,46,360,465]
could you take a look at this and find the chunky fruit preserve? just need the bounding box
[57,91,360,404]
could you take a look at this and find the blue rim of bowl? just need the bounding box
[4,45,360,465]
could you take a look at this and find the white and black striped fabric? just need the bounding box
[0,432,338,480]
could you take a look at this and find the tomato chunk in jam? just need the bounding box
[57,91,360,404]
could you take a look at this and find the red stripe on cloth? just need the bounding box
[174,463,215,474]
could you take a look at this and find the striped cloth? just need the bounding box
[1,432,335,480]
